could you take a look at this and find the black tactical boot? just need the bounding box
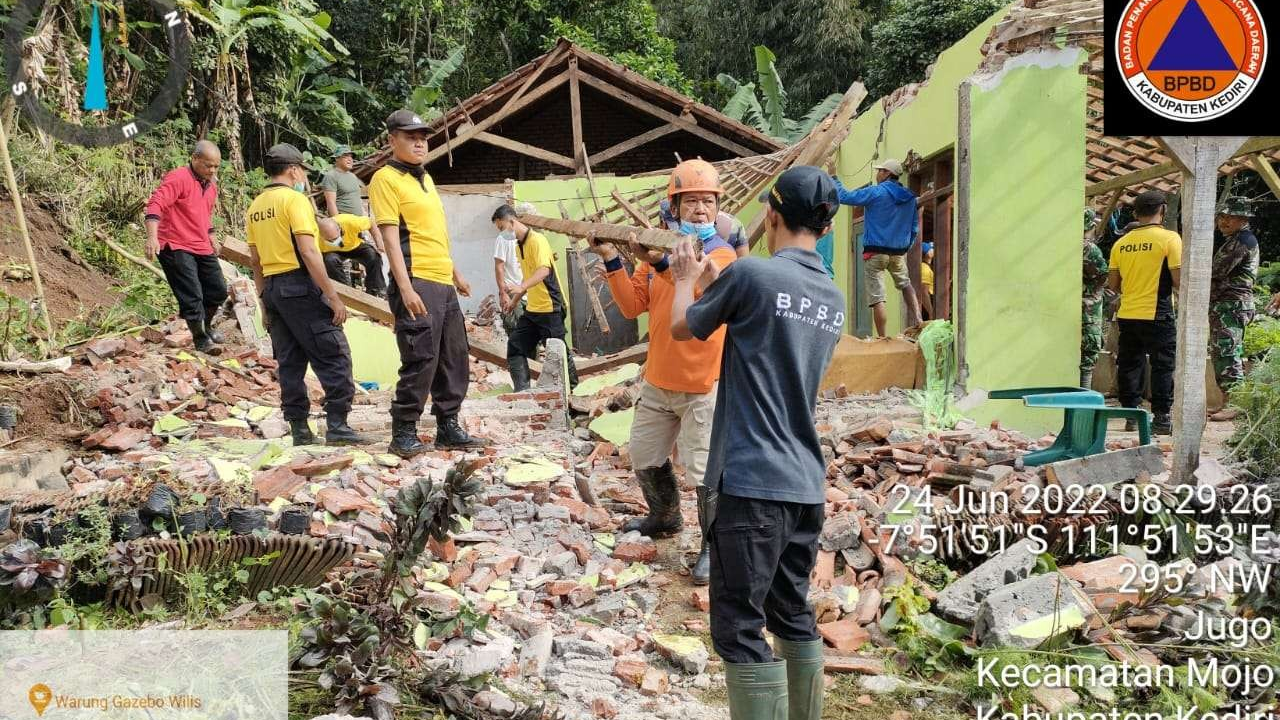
[692,485,716,585]
[622,461,683,538]
[325,414,367,446]
[434,415,488,449]
[204,306,225,344]
[389,420,428,458]
[509,355,532,392]
[187,319,215,353]
[1079,369,1093,391]
[289,419,316,446]
[1153,412,1172,435]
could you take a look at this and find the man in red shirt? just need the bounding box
[145,140,227,352]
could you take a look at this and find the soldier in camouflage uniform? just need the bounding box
[1209,196,1261,421]
[1081,208,1110,389]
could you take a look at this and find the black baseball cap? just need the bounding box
[386,109,430,133]
[759,166,839,230]
[1133,189,1168,213]
[264,143,313,170]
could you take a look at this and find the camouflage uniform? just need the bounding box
[1209,225,1260,390]
[1082,240,1110,380]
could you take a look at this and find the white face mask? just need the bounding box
[498,230,516,242]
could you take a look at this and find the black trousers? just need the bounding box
[262,271,355,421]
[506,309,579,386]
[323,245,385,294]
[1117,317,1176,415]
[709,493,824,664]
[389,278,469,422]
[157,247,228,323]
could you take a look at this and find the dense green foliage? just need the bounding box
[864,0,1005,100]
[717,46,843,142]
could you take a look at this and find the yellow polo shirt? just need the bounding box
[246,184,320,276]
[1110,225,1183,320]
[321,213,371,254]
[368,163,453,285]
[517,230,564,314]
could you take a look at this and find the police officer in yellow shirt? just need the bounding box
[318,213,386,297]
[246,144,366,447]
[369,110,486,457]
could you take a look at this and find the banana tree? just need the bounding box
[178,0,347,168]
[719,46,842,144]
[267,48,376,154]
[406,46,465,121]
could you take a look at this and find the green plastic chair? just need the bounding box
[989,387,1153,466]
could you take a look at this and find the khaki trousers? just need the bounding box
[628,380,716,487]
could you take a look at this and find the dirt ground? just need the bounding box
[0,198,122,321]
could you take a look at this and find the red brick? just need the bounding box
[591,697,617,719]
[811,550,836,590]
[289,454,354,477]
[689,587,710,612]
[317,487,374,515]
[567,584,596,607]
[612,659,648,687]
[429,536,458,563]
[613,541,657,563]
[466,568,496,593]
[254,467,306,502]
[817,619,869,653]
[585,507,612,529]
[546,580,577,597]
[554,496,589,523]
[640,667,669,697]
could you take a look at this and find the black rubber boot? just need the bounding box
[389,420,428,458]
[509,354,532,392]
[204,306,225,344]
[1153,412,1172,435]
[187,319,215,353]
[622,462,683,538]
[289,419,316,446]
[325,415,367,446]
[692,485,716,585]
[434,415,488,449]
[1079,368,1093,391]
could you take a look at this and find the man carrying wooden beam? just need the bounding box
[587,159,739,586]
[1107,190,1181,436]
[1208,196,1261,422]
[492,204,579,392]
[657,196,750,258]
[370,109,486,457]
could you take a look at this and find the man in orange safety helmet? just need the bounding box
[587,158,739,586]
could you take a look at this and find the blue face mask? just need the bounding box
[679,220,717,241]
[293,182,307,193]
[499,230,516,242]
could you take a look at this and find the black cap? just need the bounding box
[386,109,430,133]
[265,143,313,170]
[759,166,839,230]
[1133,189,1168,214]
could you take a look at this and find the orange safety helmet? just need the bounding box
[667,159,723,201]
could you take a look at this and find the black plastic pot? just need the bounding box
[21,516,49,545]
[176,509,208,535]
[227,507,266,535]
[0,404,17,430]
[47,520,70,547]
[0,503,11,533]
[111,509,145,541]
[141,484,179,520]
[207,497,227,530]
[277,507,310,535]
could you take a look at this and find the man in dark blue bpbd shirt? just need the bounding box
[670,166,847,720]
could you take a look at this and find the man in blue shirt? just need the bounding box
[670,166,846,720]
[831,159,921,336]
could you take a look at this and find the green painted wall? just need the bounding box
[512,176,667,345]
[828,8,1006,334]
[962,53,1087,432]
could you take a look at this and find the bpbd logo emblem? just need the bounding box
[1116,0,1267,122]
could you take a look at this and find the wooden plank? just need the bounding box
[576,342,648,375]
[1250,153,1280,200]
[1045,446,1166,489]
[1086,136,1280,197]
[569,57,584,174]
[474,131,577,168]
[423,71,570,166]
[934,195,952,319]
[611,189,655,228]
[588,124,679,166]
[219,238,548,375]
[519,214,688,251]
[560,197,610,334]
[575,72,756,157]
[1095,188,1124,241]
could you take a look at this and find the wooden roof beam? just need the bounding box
[422,71,570,166]
[474,131,577,168]
[588,123,680,166]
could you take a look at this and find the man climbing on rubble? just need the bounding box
[669,165,845,720]
[1208,197,1261,422]
[1081,209,1109,390]
[1108,189,1181,436]
[318,214,386,297]
[830,159,922,337]
[245,143,366,448]
[492,204,579,392]
[370,109,486,458]
[144,139,228,354]
[587,159,739,586]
